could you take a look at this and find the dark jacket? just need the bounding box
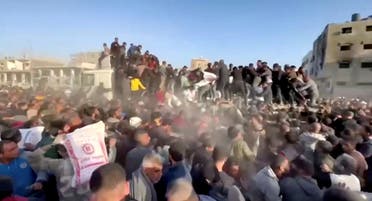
[279,176,322,201]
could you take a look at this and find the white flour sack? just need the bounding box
[64,121,108,187]
[18,126,44,149]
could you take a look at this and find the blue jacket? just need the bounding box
[0,157,36,196]
[164,161,192,189]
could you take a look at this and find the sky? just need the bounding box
[0,0,371,67]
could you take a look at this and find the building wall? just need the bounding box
[0,59,24,70]
[305,16,372,98]
[191,58,209,70]
[324,19,372,86]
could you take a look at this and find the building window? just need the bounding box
[340,45,351,51]
[357,82,372,86]
[361,62,372,68]
[363,44,372,50]
[336,81,347,86]
[342,27,352,34]
[367,25,372,32]
[339,62,350,68]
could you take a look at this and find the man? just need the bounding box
[279,156,322,201]
[149,112,169,147]
[231,67,247,105]
[299,122,326,161]
[120,42,127,65]
[228,126,254,162]
[98,43,110,68]
[333,111,358,137]
[271,64,283,104]
[298,76,319,106]
[110,37,121,68]
[90,163,130,201]
[130,153,163,201]
[217,60,230,100]
[341,132,368,181]
[191,137,216,195]
[166,179,216,201]
[164,141,192,184]
[125,129,153,179]
[0,140,44,198]
[156,141,191,201]
[159,61,167,91]
[0,176,28,201]
[318,153,361,191]
[250,155,290,201]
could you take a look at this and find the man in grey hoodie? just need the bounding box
[130,153,163,201]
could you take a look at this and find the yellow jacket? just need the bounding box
[131,78,146,91]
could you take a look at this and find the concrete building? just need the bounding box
[191,58,209,70]
[0,57,65,87]
[68,52,104,68]
[303,14,372,99]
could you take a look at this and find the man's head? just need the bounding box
[142,153,163,183]
[270,155,290,179]
[224,156,240,179]
[114,37,118,42]
[134,129,151,146]
[361,125,372,141]
[342,110,354,120]
[292,156,314,177]
[227,126,242,140]
[1,128,21,143]
[103,43,107,47]
[334,154,357,175]
[212,146,229,163]
[310,122,322,133]
[166,179,198,201]
[200,135,215,153]
[341,129,358,153]
[151,112,162,126]
[169,141,186,164]
[0,140,20,163]
[89,163,128,201]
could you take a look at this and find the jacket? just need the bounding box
[26,149,90,201]
[229,139,254,161]
[279,176,322,201]
[130,168,157,201]
[299,79,319,96]
[131,78,146,91]
[249,166,281,201]
[0,157,36,197]
[164,161,192,188]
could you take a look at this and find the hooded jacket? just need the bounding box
[279,176,322,201]
[130,168,157,201]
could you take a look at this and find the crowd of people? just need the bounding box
[0,37,371,201]
[98,37,319,109]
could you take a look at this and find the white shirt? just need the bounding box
[300,132,326,151]
[330,173,361,191]
[18,126,44,149]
